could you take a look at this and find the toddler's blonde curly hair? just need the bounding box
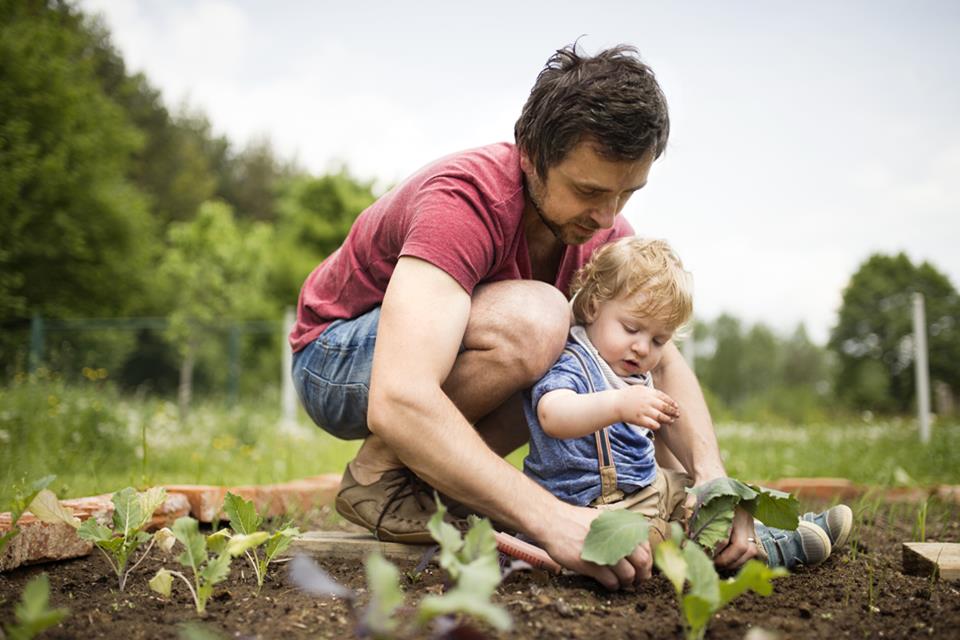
[570,237,693,331]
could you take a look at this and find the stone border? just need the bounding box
[0,473,340,572]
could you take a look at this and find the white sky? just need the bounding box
[80,0,960,344]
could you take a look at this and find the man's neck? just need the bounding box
[522,198,564,283]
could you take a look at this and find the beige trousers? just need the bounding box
[591,467,694,548]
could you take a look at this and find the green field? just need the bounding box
[2,375,957,505]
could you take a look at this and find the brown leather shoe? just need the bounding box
[335,466,471,543]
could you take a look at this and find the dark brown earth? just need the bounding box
[1,500,959,639]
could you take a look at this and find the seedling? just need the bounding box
[288,497,511,638]
[0,475,56,555]
[149,516,263,614]
[688,478,799,553]
[77,487,168,590]
[2,573,69,640]
[913,498,928,543]
[221,492,299,595]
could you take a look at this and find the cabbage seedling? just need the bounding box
[150,516,264,614]
[2,573,69,640]
[77,487,168,590]
[221,492,299,595]
[0,475,55,555]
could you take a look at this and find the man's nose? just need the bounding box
[590,199,618,229]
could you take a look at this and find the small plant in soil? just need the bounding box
[581,478,799,640]
[149,516,263,614]
[76,487,168,591]
[2,573,69,640]
[0,475,55,555]
[221,492,299,595]
[288,497,511,638]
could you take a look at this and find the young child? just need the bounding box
[523,237,852,569]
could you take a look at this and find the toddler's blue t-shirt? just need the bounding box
[523,340,657,506]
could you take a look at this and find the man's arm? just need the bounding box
[652,342,758,569]
[368,257,651,588]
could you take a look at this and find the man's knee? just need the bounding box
[467,281,569,383]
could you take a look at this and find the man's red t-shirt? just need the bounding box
[289,143,634,352]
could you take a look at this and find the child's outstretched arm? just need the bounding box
[537,386,680,439]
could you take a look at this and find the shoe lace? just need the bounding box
[374,469,469,540]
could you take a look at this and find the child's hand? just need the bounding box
[617,386,680,430]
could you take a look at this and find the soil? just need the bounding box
[1,501,959,640]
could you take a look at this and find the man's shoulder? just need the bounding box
[420,143,523,207]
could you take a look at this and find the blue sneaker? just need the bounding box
[754,521,831,570]
[801,504,853,549]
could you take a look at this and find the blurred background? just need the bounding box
[1,0,957,501]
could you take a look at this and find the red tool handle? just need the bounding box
[494,531,562,574]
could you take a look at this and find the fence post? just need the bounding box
[29,313,45,373]
[912,292,931,444]
[228,324,241,407]
[281,307,298,431]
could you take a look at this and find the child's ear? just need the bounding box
[582,299,598,324]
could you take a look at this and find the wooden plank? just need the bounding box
[285,531,432,563]
[902,542,960,580]
[284,530,563,574]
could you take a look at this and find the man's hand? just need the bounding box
[540,503,652,590]
[712,506,759,570]
[617,386,680,431]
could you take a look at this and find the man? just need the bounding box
[290,44,757,590]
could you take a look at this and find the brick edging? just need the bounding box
[0,473,341,572]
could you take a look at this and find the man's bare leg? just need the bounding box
[349,280,569,484]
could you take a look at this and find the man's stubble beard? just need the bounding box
[525,174,595,246]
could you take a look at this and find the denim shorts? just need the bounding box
[291,306,380,440]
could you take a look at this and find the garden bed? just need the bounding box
[1,500,959,639]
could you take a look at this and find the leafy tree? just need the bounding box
[157,201,274,416]
[0,0,154,324]
[268,171,376,308]
[219,136,300,223]
[829,253,960,413]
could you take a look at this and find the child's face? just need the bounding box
[584,296,674,377]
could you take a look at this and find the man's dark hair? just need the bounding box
[514,43,670,179]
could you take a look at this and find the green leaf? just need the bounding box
[112,488,143,539]
[222,492,261,536]
[688,495,738,552]
[200,552,232,585]
[744,485,800,530]
[690,478,758,507]
[717,559,789,608]
[149,568,173,598]
[580,509,650,566]
[137,487,167,530]
[263,527,299,562]
[363,552,404,636]
[683,542,720,607]
[226,532,269,557]
[461,516,496,564]
[77,519,113,544]
[418,588,512,631]
[427,496,463,575]
[27,490,80,529]
[206,529,231,555]
[6,573,69,640]
[681,594,714,637]
[172,517,206,570]
[653,540,686,595]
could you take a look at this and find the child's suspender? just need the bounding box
[562,348,623,504]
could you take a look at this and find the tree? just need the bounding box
[268,171,376,308]
[829,253,960,413]
[157,201,274,417]
[0,1,153,323]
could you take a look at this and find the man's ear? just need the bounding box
[519,151,531,174]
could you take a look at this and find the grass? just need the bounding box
[716,420,960,486]
[2,374,958,505]
[0,372,359,504]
